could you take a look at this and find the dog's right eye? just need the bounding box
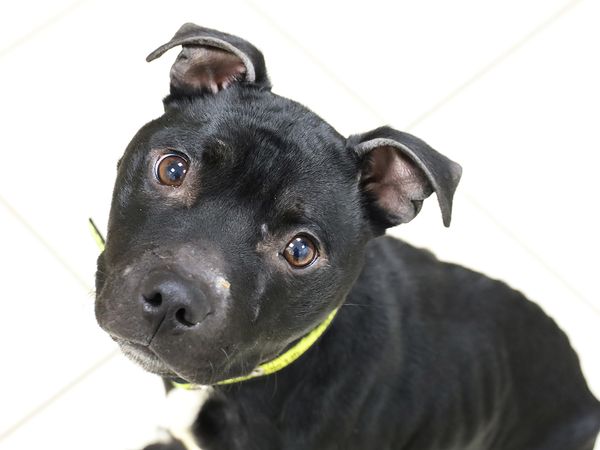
[154,153,189,187]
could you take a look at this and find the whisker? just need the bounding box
[221,347,230,361]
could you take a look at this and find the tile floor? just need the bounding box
[0,0,598,448]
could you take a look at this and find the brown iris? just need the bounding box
[155,153,189,187]
[283,235,318,268]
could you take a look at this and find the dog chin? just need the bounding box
[117,340,177,378]
[117,340,224,384]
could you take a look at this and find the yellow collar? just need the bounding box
[89,219,339,387]
[174,306,338,388]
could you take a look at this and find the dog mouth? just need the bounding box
[116,339,178,378]
[115,338,235,384]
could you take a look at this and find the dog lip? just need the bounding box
[117,338,178,377]
[118,338,216,383]
[117,338,155,355]
[117,338,160,362]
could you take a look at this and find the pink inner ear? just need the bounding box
[362,146,433,223]
[170,46,247,94]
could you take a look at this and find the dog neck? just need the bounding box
[172,306,339,388]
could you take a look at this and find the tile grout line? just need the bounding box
[0,0,110,426]
[0,195,118,442]
[245,0,387,124]
[0,350,120,442]
[246,0,597,315]
[0,1,126,435]
[463,192,600,317]
[404,0,583,130]
[245,0,582,130]
[0,0,89,58]
[0,194,92,293]
[408,0,599,318]
[0,0,96,298]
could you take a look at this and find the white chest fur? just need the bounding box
[150,385,213,450]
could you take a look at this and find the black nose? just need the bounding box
[140,271,211,331]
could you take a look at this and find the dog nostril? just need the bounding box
[175,307,199,327]
[143,292,163,307]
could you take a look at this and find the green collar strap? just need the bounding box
[174,306,338,388]
[89,218,339,388]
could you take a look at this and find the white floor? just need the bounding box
[0,1,598,449]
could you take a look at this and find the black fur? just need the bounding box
[95,24,600,450]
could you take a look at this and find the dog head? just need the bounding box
[94,23,462,385]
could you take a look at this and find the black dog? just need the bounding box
[95,24,600,450]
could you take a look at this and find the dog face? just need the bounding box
[95,24,462,385]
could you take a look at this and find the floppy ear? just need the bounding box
[146,23,270,96]
[348,126,462,229]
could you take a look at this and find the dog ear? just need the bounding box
[146,23,270,96]
[348,126,462,229]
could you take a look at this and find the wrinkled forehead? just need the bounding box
[136,94,351,188]
[116,92,359,237]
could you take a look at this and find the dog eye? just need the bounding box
[283,235,318,268]
[155,153,189,187]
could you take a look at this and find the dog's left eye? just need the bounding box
[155,153,189,187]
[283,235,318,268]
